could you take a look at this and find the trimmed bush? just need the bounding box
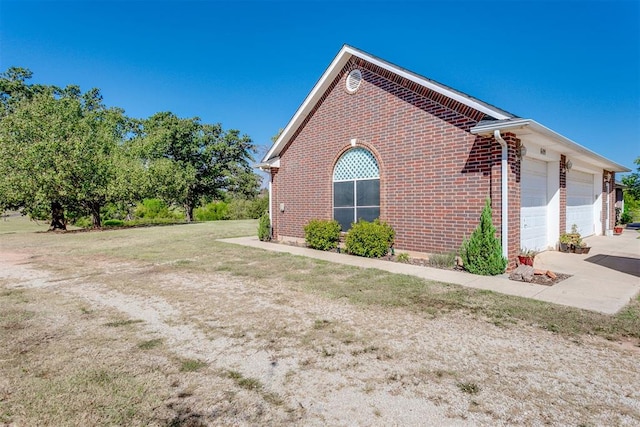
[257,212,271,241]
[345,219,395,258]
[304,219,341,251]
[460,199,507,275]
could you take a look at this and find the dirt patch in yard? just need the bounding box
[1,249,639,426]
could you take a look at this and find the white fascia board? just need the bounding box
[470,118,533,135]
[471,119,630,173]
[263,45,512,163]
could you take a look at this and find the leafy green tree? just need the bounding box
[621,157,640,200]
[0,86,135,229]
[0,67,49,118]
[460,199,507,275]
[137,112,259,221]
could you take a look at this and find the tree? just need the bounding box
[621,157,640,200]
[0,67,49,118]
[460,199,507,275]
[0,86,135,229]
[137,112,259,221]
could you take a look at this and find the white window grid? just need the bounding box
[333,148,379,181]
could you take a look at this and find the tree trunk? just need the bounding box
[90,202,102,228]
[49,201,66,231]
[185,203,193,222]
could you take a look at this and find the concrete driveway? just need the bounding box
[220,229,640,315]
[533,229,640,314]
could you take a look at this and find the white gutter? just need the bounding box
[472,119,630,173]
[494,130,509,259]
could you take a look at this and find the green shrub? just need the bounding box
[620,211,633,224]
[103,219,125,227]
[245,196,269,219]
[460,199,507,275]
[304,219,342,251]
[133,199,181,220]
[345,219,395,258]
[73,216,92,228]
[101,203,131,221]
[257,212,271,241]
[194,201,229,221]
[396,252,410,263]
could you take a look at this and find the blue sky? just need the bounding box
[1,0,638,174]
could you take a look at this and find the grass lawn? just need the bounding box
[2,216,638,340]
[1,216,639,425]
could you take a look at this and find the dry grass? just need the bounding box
[1,216,639,425]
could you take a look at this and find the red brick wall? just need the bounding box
[273,58,519,262]
[602,170,615,232]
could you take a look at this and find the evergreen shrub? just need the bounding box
[257,212,271,241]
[460,199,507,275]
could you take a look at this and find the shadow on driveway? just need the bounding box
[585,254,640,278]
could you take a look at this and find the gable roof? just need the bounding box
[261,44,515,165]
[261,45,629,173]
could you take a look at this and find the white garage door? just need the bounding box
[521,159,548,251]
[566,170,594,236]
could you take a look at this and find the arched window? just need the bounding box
[333,148,380,231]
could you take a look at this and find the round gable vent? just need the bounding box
[346,69,363,93]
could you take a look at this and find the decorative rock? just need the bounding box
[509,264,535,282]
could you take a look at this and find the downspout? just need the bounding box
[494,130,509,259]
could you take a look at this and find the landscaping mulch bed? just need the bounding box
[527,272,572,286]
[276,240,571,285]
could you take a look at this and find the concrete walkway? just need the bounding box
[218,230,640,315]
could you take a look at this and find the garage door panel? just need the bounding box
[521,159,548,251]
[566,170,594,236]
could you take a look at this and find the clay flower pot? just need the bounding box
[517,255,535,266]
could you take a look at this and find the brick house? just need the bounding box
[259,45,629,267]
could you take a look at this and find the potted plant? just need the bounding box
[565,224,583,253]
[559,233,572,252]
[574,241,591,254]
[518,248,537,266]
[614,223,624,235]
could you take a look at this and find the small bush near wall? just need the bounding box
[304,219,341,251]
[345,219,395,258]
[258,212,271,241]
[460,199,507,276]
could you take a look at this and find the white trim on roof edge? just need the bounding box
[262,45,512,164]
[471,119,630,173]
